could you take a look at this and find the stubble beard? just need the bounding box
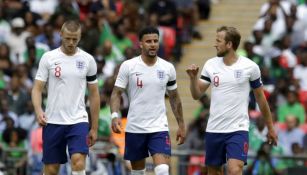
[217,50,228,57]
[147,50,157,58]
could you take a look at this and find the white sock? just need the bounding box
[154,164,169,175]
[131,168,146,175]
[71,170,86,175]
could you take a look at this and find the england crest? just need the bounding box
[157,70,165,80]
[234,69,243,79]
[76,60,85,70]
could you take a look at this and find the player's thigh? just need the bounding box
[205,132,227,166]
[147,131,171,159]
[67,122,90,158]
[42,124,68,164]
[124,132,149,161]
[225,131,249,164]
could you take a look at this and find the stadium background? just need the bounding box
[1,0,307,174]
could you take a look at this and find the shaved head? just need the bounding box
[61,20,81,33]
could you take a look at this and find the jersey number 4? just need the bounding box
[136,77,143,88]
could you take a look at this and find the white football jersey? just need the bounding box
[115,56,177,133]
[35,48,97,124]
[201,56,262,133]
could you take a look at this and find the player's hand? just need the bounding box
[88,129,97,147]
[267,128,278,146]
[111,118,122,134]
[186,64,199,79]
[35,110,47,126]
[176,126,186,145]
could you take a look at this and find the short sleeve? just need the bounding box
[115,61,129,89]
[86,56,98,84]
[250,64,261,81]
[167,64,177,90]
[200,61,211,83]
[250,64,262,89]
[35,53,49,82]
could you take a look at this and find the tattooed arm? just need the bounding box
[168,89,186,145]
[110,86,125,133]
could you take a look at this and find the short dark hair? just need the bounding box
[138,26,159,40]
[61,20,81,32]
[217,26,241,50]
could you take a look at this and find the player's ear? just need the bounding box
[139,42,143,49]
[226,41,232,49]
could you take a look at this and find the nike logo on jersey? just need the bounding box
[213,72,220,75]
[135,73,142,76]
[54,62,61,65]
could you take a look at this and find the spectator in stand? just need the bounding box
[259,0,290,21]
[78,17,100,55]
[23,10,41,35]
[6,17,31,65]
[148,0,178,29]
[0,7,11,43]
[29,0,58,21]
[293,48,307,105]
[0,99,18,133]
[0,127,28,175]
[249,116,269,155]
[7,74,31,116]
[277,90,306,124]
[89,0,116,15]
[175,0,202,43]
[278,34,298,69]
[283,5,307,50]
[0,43,12,76]
[23,36,50,72]
[245,142,283,175]
[238,40,265,68]
[35,23,61,50]
[278,115,305,155]
[196,0,211,20]
[49,0,79,22]
[18,100,38,135]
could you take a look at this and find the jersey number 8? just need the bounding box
[55,66,61,78]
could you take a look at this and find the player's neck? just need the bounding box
[60,46,77,56]
[140,55,157,66]
[223,52,238,66]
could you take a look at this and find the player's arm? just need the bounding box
[31,80,47,126]
[87,82,100,142]
[186,64,210,100]
[168,89,186,145]
[110,86,125,133]
[191,79,210,100]
[253,86,278,145]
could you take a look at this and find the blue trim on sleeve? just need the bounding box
[250,78,262,89]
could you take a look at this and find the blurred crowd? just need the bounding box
[3,0,307,174]
[0,0,211,174]
[180,0,307,175]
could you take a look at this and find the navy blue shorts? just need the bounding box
[124,131,171,161]
[205,131,249,166]
[42,122,89,164]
